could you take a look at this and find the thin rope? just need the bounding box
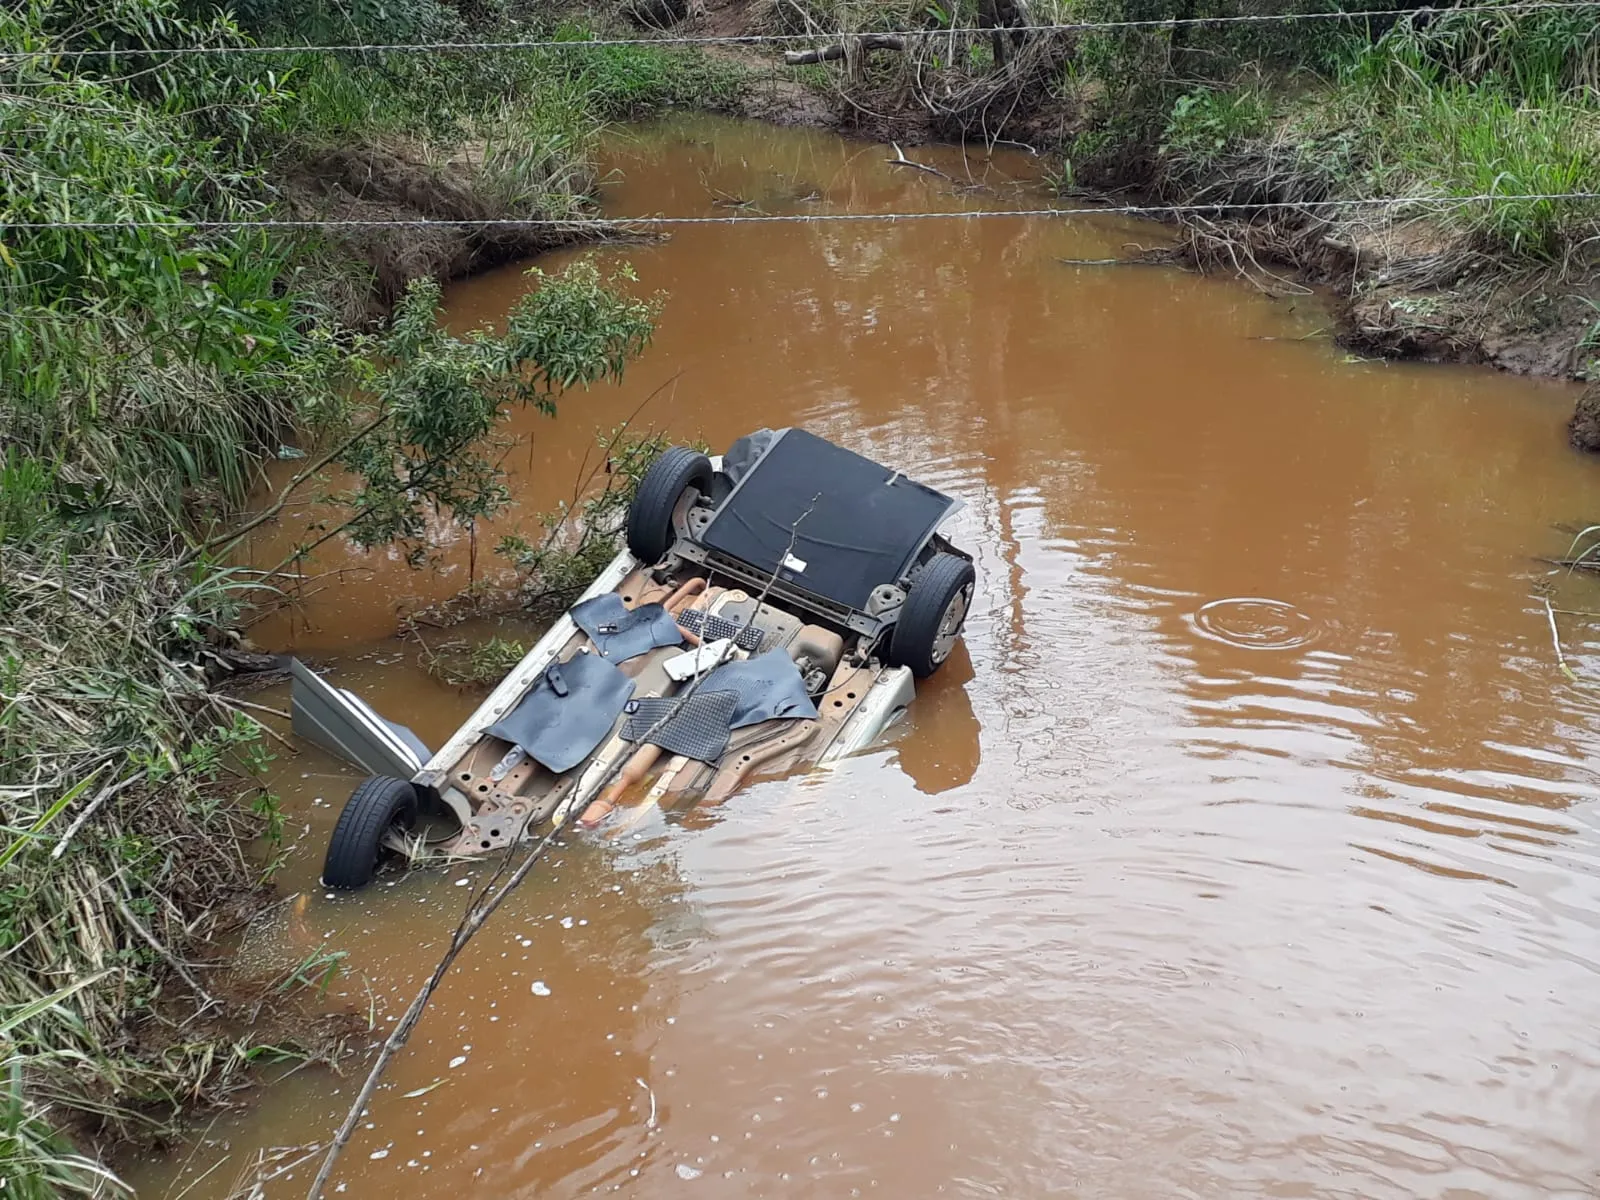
[6,191,1600,233]
[4,1,1596,62]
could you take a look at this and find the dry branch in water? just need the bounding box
[887,142,951,180]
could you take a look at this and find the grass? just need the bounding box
[1113,4,1600,264]
[532,33,751,119]
[0,526,328,1119]
[0,0,670,1188]
[1,17,337,1156]
[497,427,691,614]
[421,635,530,686]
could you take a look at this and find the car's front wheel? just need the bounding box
[888,553,976,679]
[626,446,714,566]
[323,775,419,890]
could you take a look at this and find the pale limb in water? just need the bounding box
[636,1077,657,1129]
[886,143,951,181]
[1545,596,1577,681]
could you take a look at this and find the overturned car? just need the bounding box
[295,427,977,890]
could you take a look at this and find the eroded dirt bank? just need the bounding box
[275,140,612,325]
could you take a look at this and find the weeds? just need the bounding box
[531,27,750,118]
[0,0,666,1187]
[0,531,328,1129]
[498,427,698,614]
[1160,85,1275,168]
[1008,0,1600,273]
[422,635,529,687]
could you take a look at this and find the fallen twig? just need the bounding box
[1545,596,1576,681]
[636,1077,657,1129]
[886,143,951,181]
[783,33,905,65]
[51,769,145,862]
[101,881,219,1012]
[1249,327,1329,341]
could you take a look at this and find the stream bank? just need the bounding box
[622,0,1600,393]
[0,4,682,1189]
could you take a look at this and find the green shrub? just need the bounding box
[531,28,749,118]
[1160,84,1274,165]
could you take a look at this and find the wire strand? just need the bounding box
[6,191,1600,233]
[5,0,1596,62]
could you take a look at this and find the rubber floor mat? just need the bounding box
[485,652,635,774]
[677,608,765,652]
[623,690,739,763]
[570,593,684,663]
[697,650,819,728]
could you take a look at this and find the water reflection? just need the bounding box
[893,644,981,795]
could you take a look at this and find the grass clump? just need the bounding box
[421,635,530,686]
[531,28,751,118]
[498,427,697,613]
[1028,0,1600,284]
[1309,21,1600,260]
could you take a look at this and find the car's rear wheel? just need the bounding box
[626,446,714,565]
[888,553,976,679]
[323,775,419,890]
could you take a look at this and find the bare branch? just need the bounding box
[784,34,905,66]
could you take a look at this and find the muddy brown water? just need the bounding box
[133,115,1600,1198]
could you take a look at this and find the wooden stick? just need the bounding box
[886,143,951,181]
[784,34,905,65]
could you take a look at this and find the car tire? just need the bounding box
[626,446,714,565]
[888,553,976,679]
[322,775,419,890]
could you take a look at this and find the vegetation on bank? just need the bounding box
[0,0,729,1189]
[1097,2,1600,373]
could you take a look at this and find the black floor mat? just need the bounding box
[620,651,817,764]
[696,650,819,728]
[676,609,766,653]
[701,428,959,610]
[485,652,635,773]
[571,593,684,663]
[623,690,739,763]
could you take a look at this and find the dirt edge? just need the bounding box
[275,139,612,325]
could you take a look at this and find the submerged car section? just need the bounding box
[297,428,976,889]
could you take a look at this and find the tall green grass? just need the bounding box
[1133,3,1600,261]
[1311,14,1600,259]
[527,26,749,119]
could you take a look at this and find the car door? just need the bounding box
[289,658,430,780]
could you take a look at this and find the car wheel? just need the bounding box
[888,553,976,679]
[626,446,714,566]
[322,775,419,890]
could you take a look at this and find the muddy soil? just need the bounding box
[276,140,609,324]
[1570,379,1600,449]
